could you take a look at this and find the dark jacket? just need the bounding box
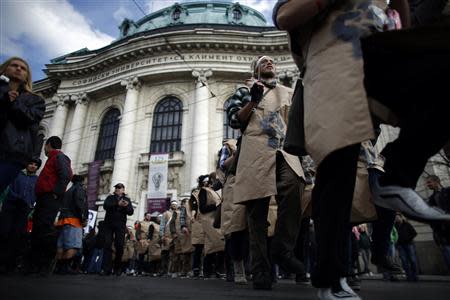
[35,150,72,197]
[429,187,450,245]
[103,193,133,226]
[59,181,88,223]
[396,221,417,246]
[5,170,38,207]
[0,81,45,166]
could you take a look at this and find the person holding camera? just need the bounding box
[226,56,305,290]
[101,183,134,275]
[0,57,45,193]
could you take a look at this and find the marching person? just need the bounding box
[227,55,305,290]
[273,1,450,299]
[198,173,226,279]
[218,139,249,284]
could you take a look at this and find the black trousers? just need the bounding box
[311,144,360,288]
[192,244,204,275]
[246,153,303,281]
[203,251,225,276]
[0,200,30,269]
[102,223,126,273]
[228,230,249,262]
[371,204,396,261]
[29,193,62,270]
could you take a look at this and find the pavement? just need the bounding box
[1,274,450,300]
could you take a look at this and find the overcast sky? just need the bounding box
[0,0,278,81]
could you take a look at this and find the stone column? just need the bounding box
[110,76,141,190]
[50,94,70,139]
[64,93,89,171]
[189,69,212,188]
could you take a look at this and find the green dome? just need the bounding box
[118,1,268,39]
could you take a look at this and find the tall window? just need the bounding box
[223,98,240,140]
[150,97,183,153]
[95,108,120,160]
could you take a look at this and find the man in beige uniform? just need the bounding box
[227,56,305,290]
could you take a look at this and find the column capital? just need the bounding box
[52,94,70,107]
[192,69,212,83]
[121,76,141,91]
[71,92,89,105]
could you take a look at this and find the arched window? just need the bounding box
[95,108,120,160]
[223,98,240,140]
[150,97,183,153]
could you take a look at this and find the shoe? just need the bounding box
[371,176,450,222]
[233,261,247,285]
[318,288,362,300]
[371,256,402,274]
[344,277,360,292]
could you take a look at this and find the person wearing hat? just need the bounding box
[187,175,208,278]
[101,182,133,275]
[0,158,41,273]
[226,55,306,290]
[159,199,180,277]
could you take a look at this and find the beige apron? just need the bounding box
[288,0,387,166]
[221,174,247,236]
[200,187,225,255]
[146,221,161,262]
[161,210,173,252]
[233,84,304,204]
[137,221,151,255]
[189,189,205,245]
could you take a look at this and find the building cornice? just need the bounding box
[45,26,289,79]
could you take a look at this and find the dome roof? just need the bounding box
[118,1,268,39]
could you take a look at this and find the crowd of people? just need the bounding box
[0,1,450,300]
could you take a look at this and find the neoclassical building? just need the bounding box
[34,1,300,221]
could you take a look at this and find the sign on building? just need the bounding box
[148,153,169,199]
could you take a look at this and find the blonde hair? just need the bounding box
[0,56,33,93]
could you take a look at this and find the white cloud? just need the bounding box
[1,0,115,59]
[113,6,133,23]
[240,0,275,24]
